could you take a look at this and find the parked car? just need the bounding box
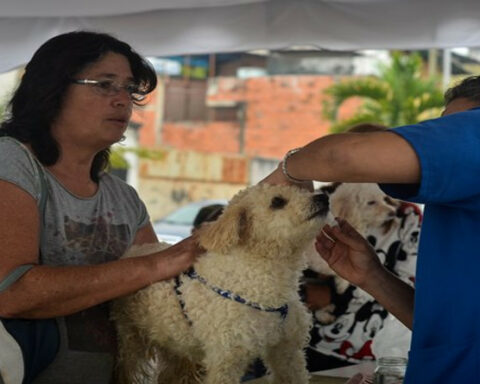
[153,199,228,244]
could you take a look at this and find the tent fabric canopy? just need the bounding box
[2,0,480,73]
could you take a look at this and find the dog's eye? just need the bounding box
[270,196,288,209]
[367,201,376,206]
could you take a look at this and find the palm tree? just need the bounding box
[109,146,166,170]
[324,52,445,133]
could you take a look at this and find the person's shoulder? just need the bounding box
[388,110,479,149]
[0,136,28,154]
[0,136,43,200]
[100,172,130,188]
[99,172,139,196]
[99,173,147,221]
[457,106,480,116]
[0,136,38,166]
[394,108,480,132]
[429,108,480,128]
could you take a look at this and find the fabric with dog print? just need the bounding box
[307,201,421,370]
[380,108,480,384]
[0,137,149,384]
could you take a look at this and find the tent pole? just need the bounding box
[442,48,451,91]
[428,48,438,77]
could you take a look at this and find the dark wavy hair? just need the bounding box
[0,30,157,182]
[444,75,480,105]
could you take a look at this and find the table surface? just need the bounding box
[248,361,376,384]
[249,375,346,384]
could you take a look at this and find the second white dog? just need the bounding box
[306,183,398,323]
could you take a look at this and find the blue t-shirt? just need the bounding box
[380,108,480,384]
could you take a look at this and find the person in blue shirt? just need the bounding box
[262,75,480,384]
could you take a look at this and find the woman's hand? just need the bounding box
[153,235,204,280]
[315,219,385,290]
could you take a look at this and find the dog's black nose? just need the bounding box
[313,193,329,209]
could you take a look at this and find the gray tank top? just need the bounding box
[0,137,150,383]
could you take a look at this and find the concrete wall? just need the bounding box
[136,75,362,160]
[137,148,248,220]
[132,74,362,219]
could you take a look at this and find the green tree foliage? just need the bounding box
[109,146,166,170]
[324,52,445,133]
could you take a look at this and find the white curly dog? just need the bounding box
[111,184,330,384]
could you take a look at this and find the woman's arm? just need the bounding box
[0,180,200,319]
[263,131,421,185]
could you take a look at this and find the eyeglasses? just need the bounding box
[72,79,147,102]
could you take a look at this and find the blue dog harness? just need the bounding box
[174,268,288,325]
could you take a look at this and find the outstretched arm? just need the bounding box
[316,219,415,329]
[262,131,421,185]
[0,180,201,319]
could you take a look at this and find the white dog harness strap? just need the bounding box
[186,268,289,319]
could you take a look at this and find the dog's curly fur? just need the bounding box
[111,184,329,384]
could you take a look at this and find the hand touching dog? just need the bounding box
[315,219,384,292]
[154,235,204,280]
[316,218,415,329]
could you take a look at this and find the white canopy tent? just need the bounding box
[1,0,480,73]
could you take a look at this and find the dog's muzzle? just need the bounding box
[308,193,329,220]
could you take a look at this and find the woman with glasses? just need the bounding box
[0,31,201,383]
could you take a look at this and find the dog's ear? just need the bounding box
[320,182,342,196]
[332,193,367,236]
[331,189,351,221]
[197,205,251,253]
[334,198,355,225]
